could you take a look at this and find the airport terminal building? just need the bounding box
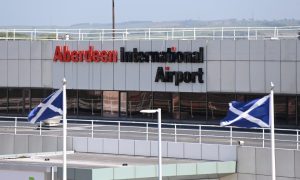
[0,28,300,127]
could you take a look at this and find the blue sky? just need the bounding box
[2,0,300,26]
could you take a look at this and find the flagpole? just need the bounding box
[63,78,67,180]
[270,82,276,180]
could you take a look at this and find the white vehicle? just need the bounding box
[42,115,62,126]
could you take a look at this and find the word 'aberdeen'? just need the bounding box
[53,46,118,62]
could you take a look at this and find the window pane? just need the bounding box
[120,92,127,117]
[287,96,296,125]
[274,95,296,125]
[245,94,265,101]
[180,93,206,120]
[8,89,22,114]
[24,89,30,114]
[207,93,235,120]
[0,88,8,114]
[127,92,153,119]
[78,90,91,115]
[297,96,300,126]
[78,90,102,116]
[67,90,78,116]
[92,91,102,116]
[92,91,103,116]
[31,89,53,108]
[236,94,245,101]
[153,92,179,120]
[172,93,180,120]
[8,88,30,115]
[103,91,119,117]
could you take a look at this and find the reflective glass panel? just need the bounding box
[127,92,153,119]
[30,89,53,109]
[78,90,102,116]
[274,95,296,125]
[153,92,179,120]
[8,88,28,114]
[0,88,8,114]
[180,93,206,120]
[207,93,235,120]
[120,92,127,117]
[297,96,300,127]
[67,90,78,116]
[103,91,119,117]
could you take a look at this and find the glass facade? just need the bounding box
[0,89,8,114]
[180,93,207,120]
[298,96,300,126]
[207,93,235,120]
[153,92,179,120]
[78,90,102,116]
[127,92,152,119]
[8,88,30,114]
[31,89,53,108]
[0,87,299,127]
[120,92,127,117]
[67,90,78,116]
[103,91,119,117]
[274,95,297,126]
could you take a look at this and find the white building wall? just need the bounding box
[0,39,299,95]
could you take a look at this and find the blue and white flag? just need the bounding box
[28,89,63,124]
[220,95,270,128]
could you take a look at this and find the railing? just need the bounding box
[0,26,299,41]
[0,116,299,150]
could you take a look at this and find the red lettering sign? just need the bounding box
[53,46,118,63]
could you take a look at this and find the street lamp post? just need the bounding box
[140,108,162,180]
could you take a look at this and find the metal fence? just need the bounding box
[0,116,299,150]
[0,26,300,41]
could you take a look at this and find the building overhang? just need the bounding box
[92,161,236,180]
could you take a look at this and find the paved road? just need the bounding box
[0,120,298,150]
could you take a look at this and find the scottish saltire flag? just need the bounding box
[28,89,63,124]
[220,95,270,128]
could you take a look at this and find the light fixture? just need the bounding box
[140,108,162,180]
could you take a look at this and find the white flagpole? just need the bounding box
[63,78,67,180]
[270,82,276,180]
